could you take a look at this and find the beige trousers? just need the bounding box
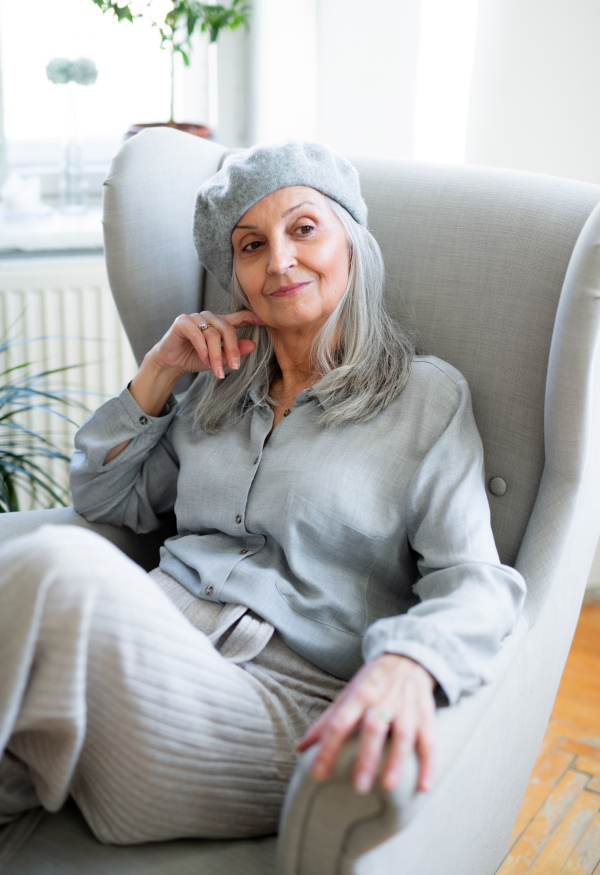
[0,526,344,849]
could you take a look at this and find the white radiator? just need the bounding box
[0,254,138,510]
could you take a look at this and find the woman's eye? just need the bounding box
[242,240,262,252]
[297,225,314,236]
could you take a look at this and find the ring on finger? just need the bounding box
[366,707,394,724]
[197,321,211,332]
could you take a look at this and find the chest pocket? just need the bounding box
[276,492,382,637]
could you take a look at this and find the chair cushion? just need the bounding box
[5,801,276,875]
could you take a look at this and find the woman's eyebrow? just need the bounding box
[233,201,318,231]
[281,200,317,218]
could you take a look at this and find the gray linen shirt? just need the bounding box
[70,355,526,704]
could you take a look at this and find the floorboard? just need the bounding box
[496,603,600,874]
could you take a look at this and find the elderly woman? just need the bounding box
[0,141,525,846]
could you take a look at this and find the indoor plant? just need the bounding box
[91,0,250,136]
[0,327,87,512]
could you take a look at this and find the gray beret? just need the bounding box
[193,140,368,291]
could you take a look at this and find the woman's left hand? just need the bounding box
[296,654,436,794]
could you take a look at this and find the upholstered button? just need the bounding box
[205,586,214,596]
[283,408,291,417]
[489,477,507,497]
[235,514,242,524]
[239,549,249,555]
[253,457,259,465]
[138,415,149,425]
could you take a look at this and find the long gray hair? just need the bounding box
[193,196,414,433]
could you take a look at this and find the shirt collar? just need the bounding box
[246,376,329,411]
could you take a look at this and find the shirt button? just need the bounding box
[253,457,259,465]
[138,415,149,425]
[489,476,507,496]
[205,585,214,596]
[239,548,249,555]
[283,408,291,417]
[235,514,242,524]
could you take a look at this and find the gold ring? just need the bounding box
[366,707,394,724]
[197,322,211,332]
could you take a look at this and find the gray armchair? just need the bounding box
[3,128,600,875]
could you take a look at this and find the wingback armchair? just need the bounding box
[2,128,600,875]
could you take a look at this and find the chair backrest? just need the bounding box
[351,159,600,571]
[103,129,600,577]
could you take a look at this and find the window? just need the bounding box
[0,0,206,199]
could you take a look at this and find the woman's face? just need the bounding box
[231,186,350,337]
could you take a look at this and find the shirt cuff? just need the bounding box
[117,382,178,431]
[362,617,468,705]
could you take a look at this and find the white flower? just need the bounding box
[46,57,98,86]
[70,58,98,86]
[46,58,72,85]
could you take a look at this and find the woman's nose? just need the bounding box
[267,237,297,275]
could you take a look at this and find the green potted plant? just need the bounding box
[91,0,250,137]
[0,326,87,512]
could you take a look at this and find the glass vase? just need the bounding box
[61,84,88,214]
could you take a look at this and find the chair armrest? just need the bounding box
[0,507,176,572]
[277,615,529,875]
[277,738,419,875]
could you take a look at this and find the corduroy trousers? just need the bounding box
[0,526,344,849]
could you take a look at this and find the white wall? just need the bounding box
[316,0,420,159]
[246,0,318,144]
[466,0,600,183]
[245,0,421,160]
[244,0,600,184]
[216,26,249,148]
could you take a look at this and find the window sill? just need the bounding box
[0,204,103,257]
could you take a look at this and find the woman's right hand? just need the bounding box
[103,309,265,464]
[128,309,266,419]
[145,309,266,382]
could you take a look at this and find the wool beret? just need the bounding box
[193,139,368,291]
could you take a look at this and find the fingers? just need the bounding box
[309,699,364,783]
[221,309,267,329]
[192,310,264,380]
[296,709,329,752]
[297,655,437,797]
[196,311,239,378]
[380,711,417,792]
[414,700,435,792]
[296,686,357,752]
[353,707,395,794]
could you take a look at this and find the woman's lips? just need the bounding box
[269,281,311,298]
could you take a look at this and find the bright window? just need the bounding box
[414,0,479,164]
[0,0,204,175]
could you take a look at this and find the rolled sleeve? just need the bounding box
[70,384,179,532]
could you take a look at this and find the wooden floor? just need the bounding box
[497,601,600,874]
